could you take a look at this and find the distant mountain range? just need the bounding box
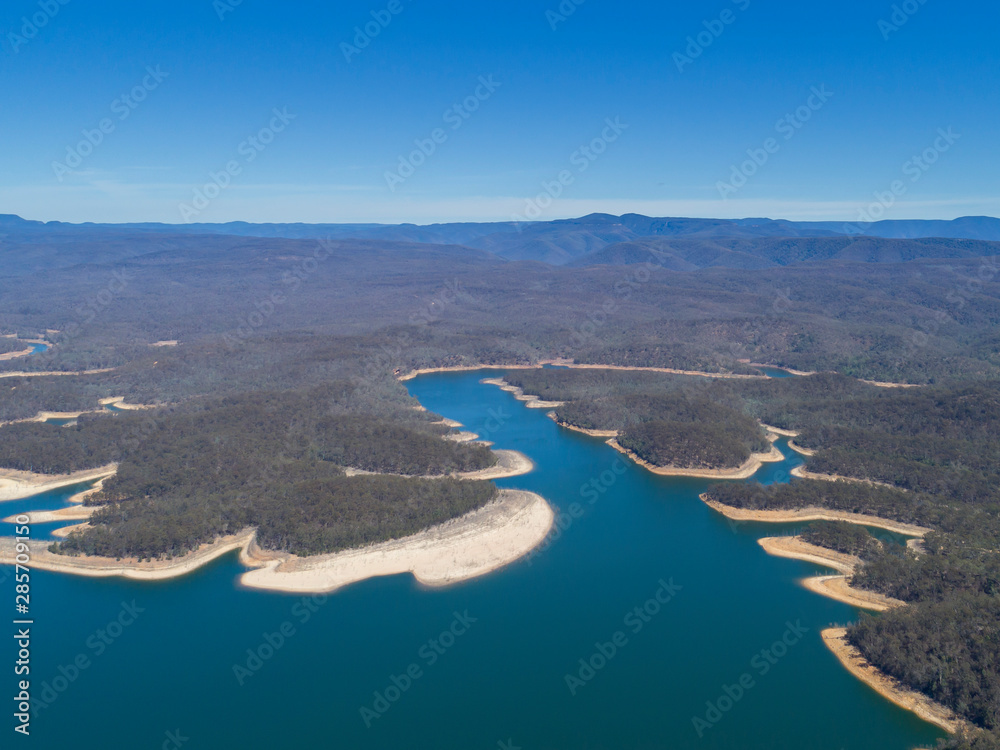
[3,212,1000,270]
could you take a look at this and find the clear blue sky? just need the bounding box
[2,0,997,224]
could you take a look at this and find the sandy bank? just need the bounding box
[6,490,555,593]
[608,439,783,479]
[151,340,179,347]
[700,496,930,535]
[0,368,114,379]
[0,530,259,582]
[786,440,816,457]
[443,431,480,443]
[0,465,117,503]
[758,536,905,612]
[480,378,565,408]
[6,505,97,524]
[240,490,554,593]
[822,629,967,734]
[344,449,533,481]
[51,522,91,538]
[553,363,767,380]
[398,364,539,381]
[759,423,800,437]
[553,420,619,438]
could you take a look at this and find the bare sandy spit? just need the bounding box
[0,368,114,380]
[758,536,905,612]
[0,465,117,503]
[1,490,555,593]
[607,439,784,479]
[150,340,179,347]
[480,377,565,408]
[553,420,619,438]
[822,629,968,734]
[344,449,533,481]
[699,496,930,536]
[398,364,539,381]
[240,489,554,593]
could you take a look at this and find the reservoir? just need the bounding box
[7,370,942,749]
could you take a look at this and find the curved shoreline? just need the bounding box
[757,536,905,612]
[1,490,555,594]
[480,377,565,408]
[343,449,533,481]
[0,367,114,379]
[0,465,117,503]
[822,629,967,734]
[607,438,784,480]
[240,489,554,593]
[699,496,930,536]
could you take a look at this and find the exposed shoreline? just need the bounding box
[0,465,117,503]
[480,377,565,408]
[757,536,905,611]
[607,438,784,479]
[1,490,555,594]
[822,628,968,734]
[343,449,533,481]
[0,367,114,379]
[240,489,554,593]
[699,496,931,536]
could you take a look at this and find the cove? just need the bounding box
[6,370,943,749]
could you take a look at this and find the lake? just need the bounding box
[6,370,942,749]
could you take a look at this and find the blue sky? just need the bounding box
[2,0,997,224]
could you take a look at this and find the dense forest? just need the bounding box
[1,223,999,746]
[510,367,1000,744]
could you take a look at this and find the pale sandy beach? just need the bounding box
[700,496,930,535]
[1,490,555,594]
[480,377,565,408]
[0,368,114,379]
[608,439,784,479]
[758,536,905,611]
[344,449,533,481]
[240,489,554,593]
[822,628,968,734]
[0,465,117,502]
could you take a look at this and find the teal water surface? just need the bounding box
[5,371,942,749]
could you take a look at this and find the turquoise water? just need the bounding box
[4,371,942,749]
[755,366,799,378]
